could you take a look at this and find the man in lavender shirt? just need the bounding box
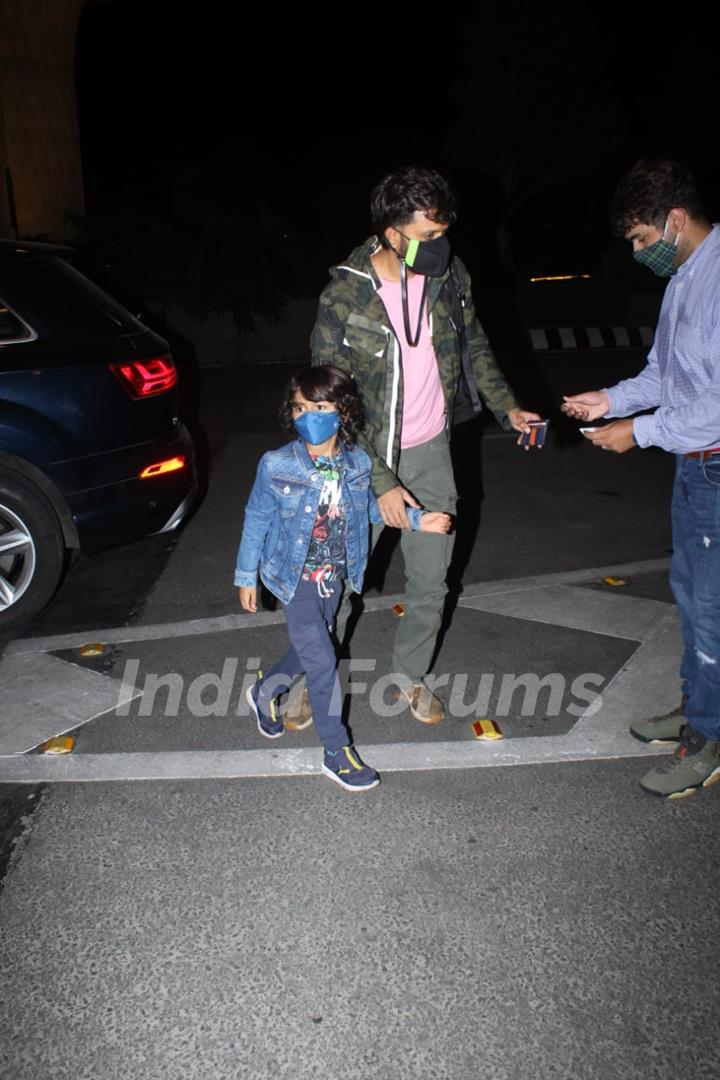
[563,160,720,799]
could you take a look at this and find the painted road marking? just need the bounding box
[461,586,671,641]
[0,560,680,779]
[0,734,669,784]
[0,653,141,756]
[6,559,670,656]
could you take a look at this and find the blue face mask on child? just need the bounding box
[294,410,340,445]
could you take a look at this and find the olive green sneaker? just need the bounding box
[630,702,686,745]
[639,728,720,800]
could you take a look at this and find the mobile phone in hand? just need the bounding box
[519,420,549,449]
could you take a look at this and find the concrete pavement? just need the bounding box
[1,362,718,1080]
[1,765,718,1080]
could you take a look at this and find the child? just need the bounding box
[234,364,451,791]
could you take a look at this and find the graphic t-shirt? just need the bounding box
[302,452,347,585]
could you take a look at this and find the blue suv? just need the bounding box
[0,240,196,631]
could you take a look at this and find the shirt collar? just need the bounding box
[675,223,720,279]
[309,445,344,468]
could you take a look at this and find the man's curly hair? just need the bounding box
[371,166,458,248]
[279,364,365,447]
[610,159,707,237]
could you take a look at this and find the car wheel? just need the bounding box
[0,474,66,632]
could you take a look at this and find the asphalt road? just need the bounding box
[9,348,667,636]
[1,350,718,1080]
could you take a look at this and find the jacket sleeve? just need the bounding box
[310,281,350,368]
[233,455,275,588]
[368,488,423,530]
[455,258,519,430]
[311,282,401,497]
[363,440,403,499]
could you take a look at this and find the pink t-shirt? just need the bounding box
[378,272,447,449]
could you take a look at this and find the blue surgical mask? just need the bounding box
[294,409,340,445]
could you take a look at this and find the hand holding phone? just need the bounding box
[519,420,549,449]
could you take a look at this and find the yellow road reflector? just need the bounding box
[42,736,75,755]
[472,719,503,741]
[392,604,405,618]
[80,643,105,657]
[603,576,628,587]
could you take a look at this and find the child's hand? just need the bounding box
[419,512,452,534]
[238,586,257,612]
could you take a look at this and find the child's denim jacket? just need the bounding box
[234,438,422,604]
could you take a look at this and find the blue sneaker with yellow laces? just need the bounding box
[322,746,380,791]
[246,672,284,739]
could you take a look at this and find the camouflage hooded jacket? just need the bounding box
[310,236,518,496]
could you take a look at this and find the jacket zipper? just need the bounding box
[385,329,401,469]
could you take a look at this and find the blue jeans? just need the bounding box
[257,578,347,752]
[670,454,720,741]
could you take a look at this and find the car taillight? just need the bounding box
[110,355,177,398]
[140,456,186,479]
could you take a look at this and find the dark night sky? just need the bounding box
[76,7,459,178]
[75,2,476,227]
[74,0,719,281]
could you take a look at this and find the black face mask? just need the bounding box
[401,233,451,278]
[391,231,452,346]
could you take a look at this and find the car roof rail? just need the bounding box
[0,238,76,259]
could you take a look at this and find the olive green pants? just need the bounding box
[336,428,458,681]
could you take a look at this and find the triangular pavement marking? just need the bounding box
[459,585,671,642]
[0,653,141,755]
[570,609,683,738]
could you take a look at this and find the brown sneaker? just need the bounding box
[393,682,445,725]
[283,684,314,732]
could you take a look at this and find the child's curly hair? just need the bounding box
[279,364,365,447]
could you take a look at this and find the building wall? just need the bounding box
[0,0,86,240]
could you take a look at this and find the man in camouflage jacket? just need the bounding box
[309,167,538,724]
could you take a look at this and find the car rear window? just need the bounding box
[0,298,35,343]
[0,255,150,343]
[48,258,148,335]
